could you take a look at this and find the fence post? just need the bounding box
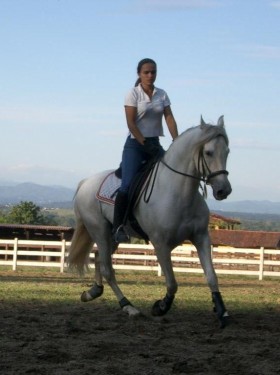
[12,238,18,271]
[259,246,264,281]
[157,262,162,276]
[60,239,66,273]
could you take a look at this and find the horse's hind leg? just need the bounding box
[97,240,141,317]
[79,219,141,317]
[81,250,104,302]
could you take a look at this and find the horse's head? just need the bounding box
[199,116,232,200]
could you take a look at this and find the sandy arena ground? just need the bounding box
[1,293,280,375]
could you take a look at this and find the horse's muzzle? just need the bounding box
[213,181,232,201]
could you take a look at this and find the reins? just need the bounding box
[143,160,161,203]
[161,151,228,185]
[160,157,210,198]
[160,159,203,181]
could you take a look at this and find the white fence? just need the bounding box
[0,239,280,280]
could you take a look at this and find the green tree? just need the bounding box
[8,201,46,225]
[0,209,8,223]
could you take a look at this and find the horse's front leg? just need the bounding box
[152,246,178,316]
[194,235,229,328]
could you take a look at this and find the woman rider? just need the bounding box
[113,58,178,243]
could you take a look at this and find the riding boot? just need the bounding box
[112,191,129,243]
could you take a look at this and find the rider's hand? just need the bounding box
[142,140,161,157]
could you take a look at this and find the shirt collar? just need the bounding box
[137,83,157,95]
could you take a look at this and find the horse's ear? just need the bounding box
[217,115,224,127]
[200,115,207,128]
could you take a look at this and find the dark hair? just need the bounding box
[135,58,157,86]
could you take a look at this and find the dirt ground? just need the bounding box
[1,291,280,375]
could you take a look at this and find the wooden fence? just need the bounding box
[0,239,280,280]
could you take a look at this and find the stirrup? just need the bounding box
[114,225,129,243]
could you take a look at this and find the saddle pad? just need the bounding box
[96,171,121,205]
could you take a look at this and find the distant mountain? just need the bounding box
[0,182,75,206]
[0,182,280,215]
[208,199,280,215]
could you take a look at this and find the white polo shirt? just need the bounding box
[124,84,171,138]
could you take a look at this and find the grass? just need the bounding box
[0,267,279,315]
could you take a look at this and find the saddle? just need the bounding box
[96,160,159,243]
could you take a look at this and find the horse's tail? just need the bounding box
[67,217,93,275]
[73,178,87,201]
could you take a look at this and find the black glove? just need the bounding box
[142,140,161,157]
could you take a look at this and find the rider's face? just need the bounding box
[139,63,157,86]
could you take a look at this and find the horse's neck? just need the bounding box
[164,135,198,177]
[159,137,200,197]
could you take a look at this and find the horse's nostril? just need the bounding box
[216,186,232,200]
[216,189,227,200]
[217,190,224,197]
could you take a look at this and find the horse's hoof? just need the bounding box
[152,294,174,316]
[81,291,92,302]
[219,312,230,329]
[152,300,167,316]
[88,283,104,299]
[122,305,141,317]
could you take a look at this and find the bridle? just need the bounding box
[159,148,229,199]
[197,149,229,184]
[160,149,228,185]
[143,139,229,202]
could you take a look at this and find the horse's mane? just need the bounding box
[176,123,229,151]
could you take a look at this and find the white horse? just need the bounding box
[68,116,232,328]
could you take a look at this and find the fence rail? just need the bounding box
[0,239,280,280]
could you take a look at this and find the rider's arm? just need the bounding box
[164,105,178,141]
[125,106,146,145]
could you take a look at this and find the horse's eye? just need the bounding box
[205,150,213,157]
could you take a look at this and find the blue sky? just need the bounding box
[1,0,279,201]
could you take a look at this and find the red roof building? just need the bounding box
[210,229,280,249]
[209,213,241,230]
[0,224,74,241]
